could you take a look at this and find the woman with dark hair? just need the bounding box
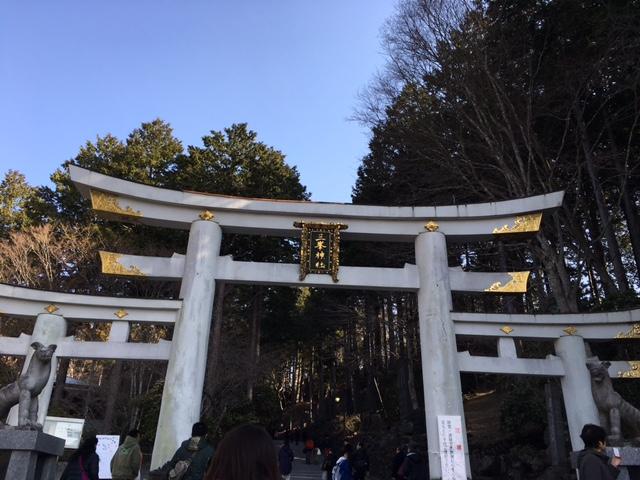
[205,424,279,480]
[60,436,100,480]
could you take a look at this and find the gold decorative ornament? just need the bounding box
[90,190,142,217]
[424,221,439,232]
[44,304,59,314]
[294,221,348,283]
[563,326,578,336]
[615,324,640,339]
[199,210,215,221]
[485,271,530,293]
[493,213,543,235]
[618,361,640,378]
[500,326,514,335]
[99,251,146,277]
[114,309,129,319]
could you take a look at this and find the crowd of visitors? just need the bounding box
[60,421,622,480]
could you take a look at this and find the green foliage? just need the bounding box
[136,380,164,445]
[499,380,547,439]
[172,123,308,200]
[0,170,38,236]
[212,385,281,440]
[45,119,183,223]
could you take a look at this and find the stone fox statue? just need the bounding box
[587,361,640,442]
[0,342,57,429]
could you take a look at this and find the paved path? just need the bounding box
[276,442,323,480]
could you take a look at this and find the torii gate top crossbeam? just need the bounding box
[70,166,564,241]
[0,283,181,324]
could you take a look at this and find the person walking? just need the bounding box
[304,437,315,465]
[278,439,295,480]
[205,424,279,480]
[60,436,100,480]
[352,442,369,480]
[398,444,427,480]
[332,444,353,480]
[391,445,407,480]
[577,424,621,480]
[110,429,142,480]
[321,448,336,480]
[154,422,214,480]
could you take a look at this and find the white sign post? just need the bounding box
[437,415,467,480]
[96,435,121,479]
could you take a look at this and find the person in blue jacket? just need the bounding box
[332,444,353,480]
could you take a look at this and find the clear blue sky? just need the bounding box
[0,1,397,202]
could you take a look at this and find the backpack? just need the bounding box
[168,449,197,480]
[331,463,339,480]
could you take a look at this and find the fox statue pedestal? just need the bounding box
[0,430,64,480]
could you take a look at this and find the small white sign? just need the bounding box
[43,416,85,449]
[97,434,121,479]
[437,415,467,480]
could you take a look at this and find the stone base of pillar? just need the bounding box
[0,430,64,480]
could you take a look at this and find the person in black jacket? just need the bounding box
[278,439,295,480]
[577,424,621,480]
[321,448,336,480]
[398,443,427,480]
[391,445,407,480]
[352,442,370,480]
[60,436,100,480]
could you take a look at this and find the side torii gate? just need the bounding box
[1,165,638,479]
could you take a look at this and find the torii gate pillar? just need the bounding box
[151,219,221,468]
[415,231,470,479]
[555,335,599,450]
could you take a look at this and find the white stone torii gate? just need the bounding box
[1,165,638,479]
[69,166,565,474]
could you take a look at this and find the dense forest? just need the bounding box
[0,0,639,478]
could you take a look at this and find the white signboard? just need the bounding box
[43,416,85,448]
[97,434,121,479]
[437,415,467,480]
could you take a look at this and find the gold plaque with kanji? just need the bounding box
[294,222,347,282]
